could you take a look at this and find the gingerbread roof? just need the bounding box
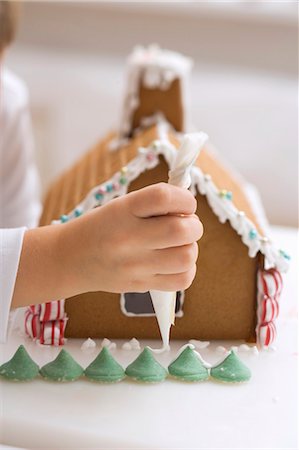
[40,121,289,272]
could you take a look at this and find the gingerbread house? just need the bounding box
[24,46,289,348]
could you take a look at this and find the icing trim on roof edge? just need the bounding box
[53,122,289,273]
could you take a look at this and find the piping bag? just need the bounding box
[149,132,208,352]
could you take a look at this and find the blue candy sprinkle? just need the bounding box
[249,229,257,240]
[106,184,113,192]
[226,191,233,200]
[279,249,291,260]
[74,209,82,217]
[60,215,69,223]
[95,192,104,201]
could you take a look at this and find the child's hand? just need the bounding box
[64,183,203,294]
[12,183,203,307]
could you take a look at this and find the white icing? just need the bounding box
[122,338,141,351]
[150,132,207,352]
[122,342,132,351]
[148,291,174,353]
[216,346,227,353]
[100,339,117,350]
[129,338,141,350]
[231,346,239,353]
[239,344,251,352]
[101,338,111,348]
[188,339,210,349]
[81,338,97,353]
[251,346,259,355]
[120,45,193,137]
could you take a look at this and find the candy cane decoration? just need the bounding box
[39,319,67,346]
[24,299,66,345]
[39,300,65,322]
[150,132,208,352]
[256,268,283,347]
[25,310,41,339]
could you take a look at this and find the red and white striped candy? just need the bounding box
[256,268,283,348]
[258,322,277,347]
[25,310,41,339]
[257,294,279,324]
[258,269,283,298]
[39,300,65,322]
[28,304,41,316]
[39,319,67,346]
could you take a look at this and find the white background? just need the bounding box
[6,1,298,226]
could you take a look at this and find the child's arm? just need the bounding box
[11,183,203,308]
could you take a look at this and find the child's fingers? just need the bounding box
[143,243,198,275]
[151,264,197,291]
[137,214,203,249]
[128,183,197,218]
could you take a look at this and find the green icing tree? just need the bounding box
[40,349,84,382]
[0,345,39,381]
[125,347,167,382]
[85,347,125,382]
[168,346,209,382]
[210,350,251,383]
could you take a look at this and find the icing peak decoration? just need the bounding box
[0,345,39,381]
[125,347,168,382]
[150,132,208,353]
[40,349,84,382]
[168,345,209,382]
[210,350,251,383]
[84,347,125,383]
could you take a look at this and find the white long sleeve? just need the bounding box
[0,68,41,342]
[0,227,26,342]
[0,68,41,228]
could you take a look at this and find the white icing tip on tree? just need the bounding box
[189,339,210,349]
[100,338,117,350]
[101,338,111,348]
[81,338,97,353]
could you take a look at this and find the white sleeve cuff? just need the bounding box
[0,227,26,343]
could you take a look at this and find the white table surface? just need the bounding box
[0,226,298,450]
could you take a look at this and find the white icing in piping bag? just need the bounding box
[150,132,208,353]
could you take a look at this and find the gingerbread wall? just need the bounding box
[65,157,258,341]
